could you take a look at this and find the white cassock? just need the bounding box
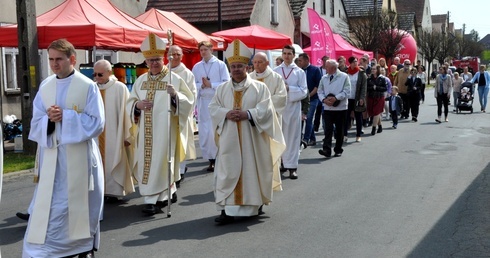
[127,68,194,204]
[172,63,197,170]
[98,75,134,197]
[191,56,229,160]
[249,66,288,124]
[273,63,307,169]
[209,75,286,216]
[23,71,104,257]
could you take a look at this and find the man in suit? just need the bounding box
[405,67,422,122]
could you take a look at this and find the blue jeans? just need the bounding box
[303,98,319,142]
[477,86,489,111]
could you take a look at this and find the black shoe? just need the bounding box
[334,153,342,157]
[142,204,163,215]
[301,140,308,149]
[16,212,30,221]
[318,149,331,158]
[206,163,214,172]
[258,205,265,215]
[157,193,178,208]
[377,125,383,133]
[371,127,376,135]
[412,117,417,122]
[215,210,234,225]
[176,173,185,188]
[104,196,120,204]
[289,169,298,179]
[78,250,95,258]
[307,140,316,146]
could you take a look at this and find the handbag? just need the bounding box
[355,101,366,112]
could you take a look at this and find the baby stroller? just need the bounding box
[456,81,474,113]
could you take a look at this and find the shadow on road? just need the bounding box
[407,162,490,257]
[122,215,266,246]
[0,217,27,246]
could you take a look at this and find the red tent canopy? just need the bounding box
[0,0,166,51]
[136,8,226,51]
[333,34,373,59]
[211,25,292,50]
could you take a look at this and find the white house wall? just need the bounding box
[301,0,348,38]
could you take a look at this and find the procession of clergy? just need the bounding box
[22,31,331,257]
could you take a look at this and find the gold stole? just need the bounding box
[140,68,168,184]
[98,89,106,168]
[27,72,91,244]
[233,89,244,205]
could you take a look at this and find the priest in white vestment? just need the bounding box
[250,52,288,123]
[23,39,105,258]
[168,45,197,187]
[192,41,229,172]
[209,39,286,224]
[93,60,134,200]
[273,45,308,180]
[127,34,194,215]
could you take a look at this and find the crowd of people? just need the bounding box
[15,34,490,257]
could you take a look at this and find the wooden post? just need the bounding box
[16,0,40,155]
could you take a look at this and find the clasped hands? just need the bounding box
[226,109,247,122]
[324,95,337,106]
[47,105,62,122]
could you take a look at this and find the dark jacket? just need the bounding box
[367,74,387,98]
[405,76,422,96]
[302,65,322,100]
[355,68,367,102]
[385,95,403,115]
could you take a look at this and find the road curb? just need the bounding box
[3,169,34,180]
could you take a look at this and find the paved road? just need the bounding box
[1,89,490,257]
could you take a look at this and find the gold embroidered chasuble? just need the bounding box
[209,75,286,216]
[126,68,194,196]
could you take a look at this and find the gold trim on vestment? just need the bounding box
[141,68,168,184]
[98,89,106,169]
[233,90,244,205]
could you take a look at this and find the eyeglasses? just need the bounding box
[93,73,104,77]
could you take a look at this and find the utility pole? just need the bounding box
[16,0,40,155]
[217,0,223,61]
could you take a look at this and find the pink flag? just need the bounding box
[307,8,335,66]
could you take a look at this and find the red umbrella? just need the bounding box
[211,25,292,50]
[136,8,226,51]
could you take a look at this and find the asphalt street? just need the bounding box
[1,88,489,257]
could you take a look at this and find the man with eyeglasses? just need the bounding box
[209,39,285,224]
[167,45,197,187]
[93,59,135,202]
[127,34,194,216]
[192,41,229,172]
[23,39,104,258]
[394,59,411,119]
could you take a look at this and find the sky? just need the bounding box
[430,0,490,40]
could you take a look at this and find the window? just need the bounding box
[320,0,326,15]
[94,50,118,64]
[330,0,335,17]
[271,0,278,25]
[2,47,20,92]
